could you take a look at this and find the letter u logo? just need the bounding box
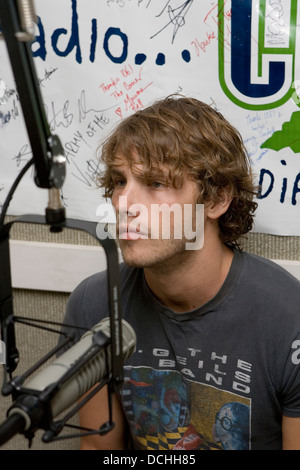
[219,0,297,109]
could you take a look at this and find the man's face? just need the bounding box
[111,154,203,270]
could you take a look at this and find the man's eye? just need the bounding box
[113,179,126,187]
[151,181,164,188]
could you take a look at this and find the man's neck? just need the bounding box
[144,241,234,313]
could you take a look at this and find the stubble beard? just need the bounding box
[119,236,194,274]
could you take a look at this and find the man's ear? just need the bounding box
[205,188,233,220]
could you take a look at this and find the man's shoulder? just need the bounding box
[243,250,299,280]
[65,263,141,333]
[240,250,300,299]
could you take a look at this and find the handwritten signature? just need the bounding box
[71,158,102,187]
[0,80,18,107]
[78,90,110,123]
[13,144,33,168]
[191,31,216,56]
[0,100,20,128]
[38,67,58,88]
[64,112,110,162]
[151,0,194,44]
[204,0,231,50]
[47,100,73,132]
[46,90,110,132]
[99,64,153,118]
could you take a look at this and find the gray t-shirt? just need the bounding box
[63,249,300,450]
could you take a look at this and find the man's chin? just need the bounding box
[118,241,145,268]
[118,238,189,270]
[120,254,147,269]
[119,246,155,269]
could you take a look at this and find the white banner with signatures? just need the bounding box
[0,0,300,235]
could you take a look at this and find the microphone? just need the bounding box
[0,318,136,446]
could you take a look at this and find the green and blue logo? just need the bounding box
[219,0,298,110]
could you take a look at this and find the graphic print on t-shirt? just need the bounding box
[121,366,251,450]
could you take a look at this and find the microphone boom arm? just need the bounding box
[0,0,66,198]
[0,0,126,446]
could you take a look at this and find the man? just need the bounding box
[63,95,300,450]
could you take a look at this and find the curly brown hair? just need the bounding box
[97,95,257,248]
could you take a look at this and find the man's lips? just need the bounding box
[117,227,148,240]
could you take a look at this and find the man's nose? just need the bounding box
[114,181,143,215]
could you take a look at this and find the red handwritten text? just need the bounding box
[99,64,153,118]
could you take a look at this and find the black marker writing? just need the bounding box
[151,0,194,43]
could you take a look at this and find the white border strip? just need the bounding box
[9,240,300,293]
[10,240,122,293]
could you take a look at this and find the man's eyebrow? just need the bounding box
[110,168,125,178]
[110,166,170,182]
[147,170,168,179]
